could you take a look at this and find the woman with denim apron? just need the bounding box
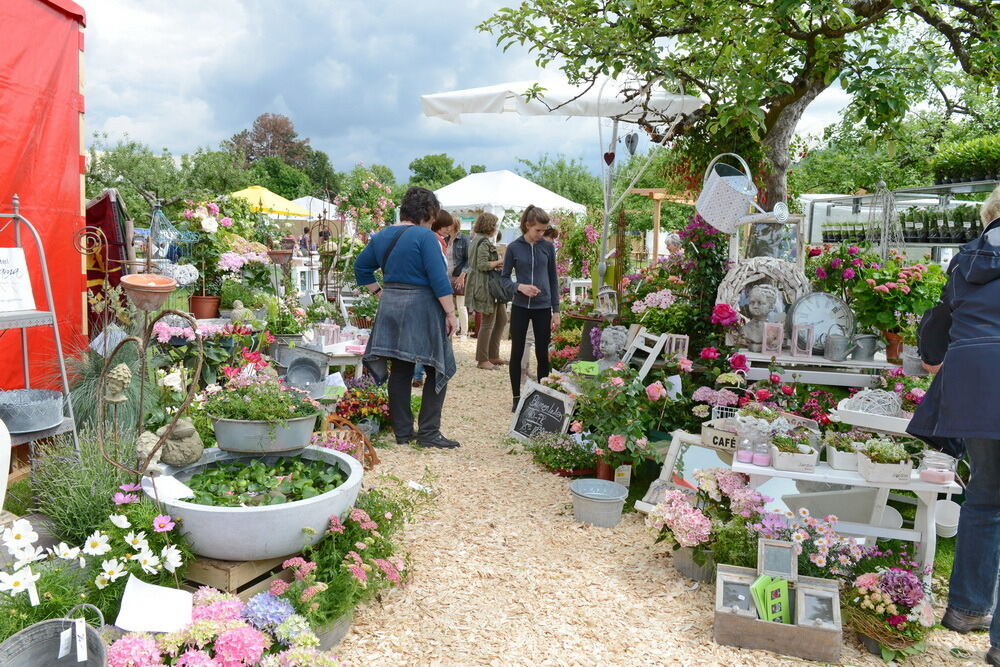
[354,187,459,449]
[908,185,1000,665]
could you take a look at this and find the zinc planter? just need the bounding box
[857,452,913,483]
[316,612,354,650]
[211,413,319,453]
[770,444,819,473]
[826,445,860,471]
[142,446,363,560]
[673,546,716,583]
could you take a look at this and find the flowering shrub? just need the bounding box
[523,432,598,472]
[805,242,882,302]
[572,366,662,468]
[850,253,946,334]
[267,294,309,335]
[333,381,390,427]
[201,375,321,422]
[335,164,396,234]
[550,344,580,370]
[876,367,931,413]
[751,508,860,578]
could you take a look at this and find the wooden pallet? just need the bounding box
[185,555,294,601]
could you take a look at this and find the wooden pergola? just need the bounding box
[626,188,697,261]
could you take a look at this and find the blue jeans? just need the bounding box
[413,364,425,382]
[948,438,1000,647]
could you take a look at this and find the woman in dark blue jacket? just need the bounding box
[908,186,1000,663]
[501,205,560,411]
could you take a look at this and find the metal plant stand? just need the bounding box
[0,195,79,454]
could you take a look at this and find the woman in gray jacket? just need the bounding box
[502,205,560,411]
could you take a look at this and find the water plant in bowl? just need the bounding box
[186,456,346,507]
[858,437,913,482]
[202,375,321,453]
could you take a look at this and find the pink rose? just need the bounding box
[678,357,693,372]
[842,268,856,280]
[610,377,624,387]
[711,303,740,326]
[755,389,772,401]
[729,354,749,372]
[636,437,648,448]
[607,434,626,452]
[645,381,666,401]
[769,373,781,384]
[781,385,794,396]
[848,245,860,255]
[699,347,720,359]
[808,247,823,257]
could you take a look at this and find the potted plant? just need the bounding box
[770,431,818,473]
[824,430,866,471]
[522,432,597,476]
[201,375,321,453]
[348,291,379,329]
[266,294,309,345]
[857,437,913,482]
[181,200,227,319]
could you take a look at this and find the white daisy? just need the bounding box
[2,519,38,552]
[12,545,46,570]
[50,542,80,561]
[161,545,183,573]
[136,551,161,575]
[109,514,131,529]
[123,531,149,552]
[82,531,111,556]
[0,567,40,595]
[101,559,126,582]
[94,574,110,590]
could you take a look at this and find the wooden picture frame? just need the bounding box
[715,566,759,618]
[757,539,798,582]
[761,322,784,356]
[664,333,690,361]
[791,324,814,358]
[795,583,841,629]
[636,431,732,512]
[509,380,576,441]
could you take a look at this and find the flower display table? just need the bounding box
[741,350,895,389]
[732,458,960,578]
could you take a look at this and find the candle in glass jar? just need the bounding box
[919,468,954,484]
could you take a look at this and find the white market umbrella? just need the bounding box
[421,76,707,281]
[435,170,587,226]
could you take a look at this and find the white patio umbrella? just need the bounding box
[421,76,707,281]
[435,170,587,226]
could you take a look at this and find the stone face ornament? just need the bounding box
[104,363,132,404]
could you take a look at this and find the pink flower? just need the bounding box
[848,245,860,255]
[842,268,856,280]
[711,303,740,326]
[570,420,583,433]
[220,217,233,227]
[729,354,749,372]
[269,579,290,596]
[900,285,910,294]
[815,266,827,279]
[874,284,890,293]
[636,437,648,448]
[213,625,267,667]
[152,515,175,532]
[769,373,781,384]
[610,377,624,387]
[854,572,880,590]
[119,483,142,492]
[206,202,220,215]
[645,381,667,401]
[607,434,627,452]
[113,492,140,505]
[830,258,843,269]
[887,614,907,628]
[699,347,720,359]
[781,385,794,396]
[852,257,864,266]
[808,247,823,257]
[885,282,898,289]
[678,357,693,372]
[175,649,217,666]
[107,634,162,667]
[755,389,772,401]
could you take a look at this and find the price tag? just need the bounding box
[25,566,39,606]
[74,618,88,662]
[57,628,71,659]
[615,464,632,488]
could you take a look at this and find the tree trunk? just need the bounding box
[760,79,828,207]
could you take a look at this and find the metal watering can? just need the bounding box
[695,153,789,234]
[851,334,883,361]
[822,325,856,361]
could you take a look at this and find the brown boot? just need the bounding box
[477,361,496,370]
[489,358,508,366]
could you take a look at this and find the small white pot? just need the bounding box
[770,443,818,473]
[826,444,859,471]
[857,452,912,483]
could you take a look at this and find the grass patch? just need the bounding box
[2,479,32,516]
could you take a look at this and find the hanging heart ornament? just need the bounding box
[603,152,615,165]
[624,133,639,155]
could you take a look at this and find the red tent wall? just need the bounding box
[0,0,87,389]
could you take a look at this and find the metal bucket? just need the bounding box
[211,413,319,453]
[569,478,627,528]
[0,604,106,666]
[0,389,63,433]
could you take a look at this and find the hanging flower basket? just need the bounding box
[267,249,294,266]
[120,273,177,311]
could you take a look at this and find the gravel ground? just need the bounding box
[335,337,989,666]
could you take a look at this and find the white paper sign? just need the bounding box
[57,628,71,659]
[0,248,35,312]
[147,475,194,501]
[665,374,682,400]
[74,618,87,662]
[115,574,193,633]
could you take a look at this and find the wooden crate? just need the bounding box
[185,555,294,601]
[714,596,842,662]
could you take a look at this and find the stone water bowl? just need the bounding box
[142,445,363,560]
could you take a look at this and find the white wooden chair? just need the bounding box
[621,327,669,380]
[337,290,362,322]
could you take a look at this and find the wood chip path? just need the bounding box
[336,337,988,666]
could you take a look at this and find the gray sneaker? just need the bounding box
[942,608,992,633]
[987,646,999,666]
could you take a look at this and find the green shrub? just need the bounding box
[932,134,1000,180]
[220,280,269,309]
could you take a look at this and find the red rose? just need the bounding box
[755,389,772,401]
[808,247,823,257]
[769,373,781,384]
[729,354,749,372]
[699,347,720,359]
[781,385,794,396]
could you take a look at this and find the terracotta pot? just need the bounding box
[350,315,374,329]
[267,249,294,266]
[552,467,596,478]
[883,331,903,364]
[595,458,614,481]
[189,295,220,319]
[120,273,177,311]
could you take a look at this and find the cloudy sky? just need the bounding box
[84,0,849,183]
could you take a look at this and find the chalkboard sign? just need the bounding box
[509,380,575,440]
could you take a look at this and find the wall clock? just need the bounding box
[788,292,855,352]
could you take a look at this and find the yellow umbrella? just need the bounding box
[230,186,311,217]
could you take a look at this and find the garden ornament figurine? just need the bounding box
[597,325,629,372]
[135,430,165,476]
[104,363,132,404]
[229,299,253,325]
[158,417,204,466]
[740,284,780,352]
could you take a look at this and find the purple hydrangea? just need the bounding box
[242,592,294,630]
[879,567,925,607]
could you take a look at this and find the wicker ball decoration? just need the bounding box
[845,389,902,416]
[715,256,811,311]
